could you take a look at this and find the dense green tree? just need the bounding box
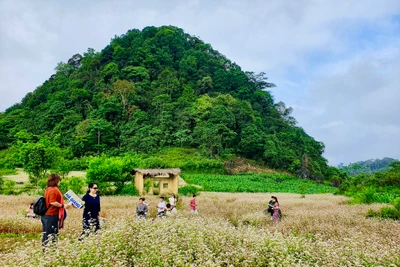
[86,156,141,194]
[239,125,265,158]
[101,62,119,83]
[16,139,62,185]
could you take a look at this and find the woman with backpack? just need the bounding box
[42,174,71,246]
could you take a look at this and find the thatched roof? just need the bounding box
[132,168,181,177]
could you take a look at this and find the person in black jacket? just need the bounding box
[80,183,101,239]
[267,196,275,220]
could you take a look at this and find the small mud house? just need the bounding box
[132,168,181,195]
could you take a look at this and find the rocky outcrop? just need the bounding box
[68,53,83,69]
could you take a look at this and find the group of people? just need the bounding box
[156,195,178,217]
[39,174,101,246]
[136,194,180,219]
[37,173,279,246]
[135,193,199,219]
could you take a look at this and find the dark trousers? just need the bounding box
[41,215,59,246]
[80,216,100,238]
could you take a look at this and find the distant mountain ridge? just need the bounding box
[338,157,399,176]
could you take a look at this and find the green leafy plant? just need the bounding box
[68,176,86,194]
[392,197,400,211]
[3,180,17,195]
[380,207,399,220]
[0,176,4,192]
[119,183,139,196]
[178,185,200,196]
[181,173,336,194]
[144,178,152,193]
[153,188,160,195]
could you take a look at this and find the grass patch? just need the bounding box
[0,169,17,176]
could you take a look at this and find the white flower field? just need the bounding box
[0,193,399,266]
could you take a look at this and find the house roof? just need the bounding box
[132,168,181,177]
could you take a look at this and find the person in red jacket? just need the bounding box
[190,194,198,214]
[41,174,71,246]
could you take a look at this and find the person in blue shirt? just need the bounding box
[80,183,101,239]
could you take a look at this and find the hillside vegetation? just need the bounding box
[339,157,399,176]
[0,25,333,180]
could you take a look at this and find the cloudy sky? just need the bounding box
[1,0,399,165]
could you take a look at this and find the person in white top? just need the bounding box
[168,194,177,207]
[157,197,167,216]
[166,203,177,216]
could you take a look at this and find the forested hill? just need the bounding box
[0,25,335,179]
[339,157,399,176]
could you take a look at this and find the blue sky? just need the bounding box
[0,0,399,165]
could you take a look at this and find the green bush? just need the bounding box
[0,148,21,169]
[68,176,85,194]
[153,188,160,195]
[181,158,224,173]
[119,183,139,196]
[59,179,69,194]
[19,183,35,194]
[366,208,379,218]
[380,207,399,220]
[0,176,4,191]
[95,182,116,195]
[348,186,399,205]
[144,178,152,193]
[57,160,74,178]
[359,187,376,204]
[70,157,90,170]
[142,157,168,168]
[350,187,376,204]
[38,178,47,190]
[0,169,17,176]
[374,192,395,203]
[178,185,200,196]
[298,183,310,198]
[3,180,17,195]
[392,197,400,211]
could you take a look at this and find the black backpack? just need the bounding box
[33,196,48,216]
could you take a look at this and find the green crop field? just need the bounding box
[182,173,337,194]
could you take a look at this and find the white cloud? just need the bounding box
[293,44,400,165]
